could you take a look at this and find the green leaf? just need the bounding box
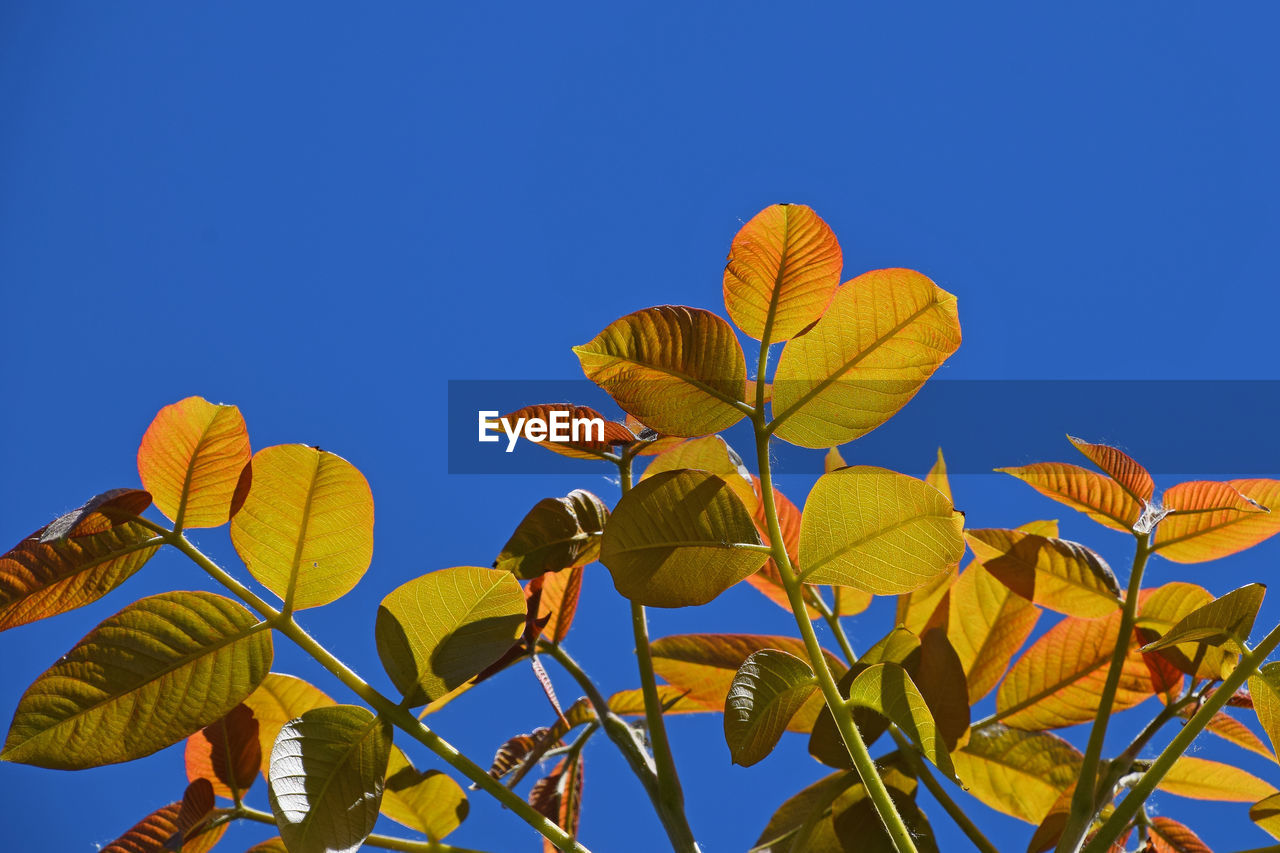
[0,503,160,632]
[230,444,375,610]
[1142,582,1265,655]
[797,466,965,594]
[495,490,609,580]
[770,268,961,448]
[1,591,272,769]
[376,566,526,705]
[751,771,856,853]
[268,704,392,853]
[831,782,939,853]
[724,649,817,766]
[965,528,1121,618]
[1250,662,1280,760]
[600,469,768,607]
[845,662,955,779]
[381,749,468,841]
[574,305,748,437]
[952,723,1082,824]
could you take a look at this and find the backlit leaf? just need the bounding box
[381,750,468,841]
[268,704,392,853]
[1250,662,1280,760]
[1148,817,1212,853]
[137,396,251,528]
[831,783,940,853]
[722,203,842,342]
[574,305,748,437]
[651,633,845,733]
[243,673,335,779]
[37,488,153,539]
[1154,479,1280,563]
[1252,792,1280,839]
[531,565,584,645]
[1,590,272,768]
[0,509,160,632]
[771,268,961,448]
[246,841,289,853]
[1158,755,1277,801]
[529,754,584,853]
[846,662,954,778]
[376,566,525,706]
[952,723,1082,823]
[1143,583,1264,655]
[997,462,1141,533]
[642,435,758,511]
[751,771,857,853]
[1068,436,1154,504]
[725,649,817,766]
[798,466,965,594]
[600,469,767,607]
[824,447,847,473]
[495,490,608,580]
[746,478,821,618]
[1190,708,1275,760]
[608,685,703,717]
[896,453,954,627]
[184,703,260,800]
[230,444,374,610]
[501,404,634,460]
[966,528,1121,618]
[102,779,223,853]
[996,609,1153,729]
[1137,582,1230,680]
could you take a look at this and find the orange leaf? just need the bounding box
[623,415,683,456]
[530,754,585,853]
[745,478,821,618]
[530,566,584,645]
[1154,479,1280,563]
[1180,708,1275,761]
[722,203,842,342]
[1148,817,1212,853]
[501,404,635,460]
[103,779,223,853]
[608,684,702,716]
[242,673,335,779]
[1068,436,1155,504]
[184,703,261,800]
[137,396,251,529]
[997,462,1141,533]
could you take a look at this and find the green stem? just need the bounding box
[752,418,918,853]
[812,595,858,666]
[1057,534,1150,853]
[616,453,700,853]
[229,804,488,852]
[169,533,590,853]
[889,729,1000,853]
[1084,618,1280,853]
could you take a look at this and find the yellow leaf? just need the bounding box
[1158,755,1277,801]
[242,673,335,779]
[997,462,1140,533]
[965,528,1121,618]
[641,435,758,512]
[952,723,1082,824]
[1154,479,1280,563]
[722,203,842,342]
[1252,792,1280,840]
[1138,582,1234,680]
[770,268,961,448]
[381,751,469,841]
[1250,662,1280,760]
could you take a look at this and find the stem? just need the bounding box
[1057,534,1150,853]
[1085,618,1280,853]
[229,804,489,852]
[169,533,590,853]
[889,729,1000,853]
[752,417,918,853]
[812,595,858,666]
[615,453,700,853]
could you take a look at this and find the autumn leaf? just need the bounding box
[184,703,260,800]
[998,462,1141,533]
[496,490,608,580]
[965,528,1121,618]
[1154,479,1280,563]
[1158,755,1277,801]
[952,723,1082,824]
[381,750,469,841]
[530,565,584,645]
[642,435,758,512]
[501,404,635,459]
[102,779,223,853]
[242,672,335,779]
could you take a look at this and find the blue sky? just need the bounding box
[2,3,1279,851]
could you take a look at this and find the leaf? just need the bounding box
[846,662,954,778]
[529,754,585,852]
[1155,479,1280,563]
[381,750,468,841]
[642,435,758,511]
[1148,817,1213,853]
[831,783,940,853]
[500,404,635,459]
[721,203,842,342]
[1,590,272,768]
[965,528,1121,618]
[1250,662,1280,760]
[1143,583,1265,655]
[608,685,703,717]
[650,633,846,733]
[137,396,251,528]
[600,469,768,607]
[746,477,822,618]
[246,841,290,853]
[573,305,748,437]
[243,673,335,779]
[268,704,392,853]
[1158,755,1277,801]
[230,444,375,610]
[945,521,1054,703]
[824,447,847,473]
[1137,582,1231,680]
[997,462,1142,533]
[724,650,817,766]
[531,565,584,645]
[894,451,955,631]
[0,508,160,632]
[751,771,857,853]
[1067,436,1155,504]
[37,488,154,540]
[996,609,1153,729]
[1252,792,1280,840]
[495,490,609,580]
[770,268,961,448]
[184,703,261,800]
[953,723,1082,823]
[798,466,965,594]
[102,779,223,853]
[1188,708,1275,760]
[376,566,526,706]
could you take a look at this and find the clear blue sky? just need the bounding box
[2,4,1279,851]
